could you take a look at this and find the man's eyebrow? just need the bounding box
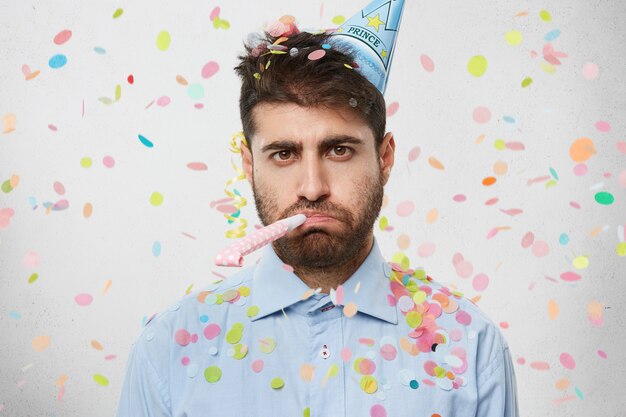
[260,136,365,153]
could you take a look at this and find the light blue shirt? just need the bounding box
[115,238,518,416]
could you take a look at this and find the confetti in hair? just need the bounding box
[223,131,249,238]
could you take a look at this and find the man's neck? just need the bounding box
[285,234,374,294]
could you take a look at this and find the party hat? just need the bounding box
[330,0,405,95]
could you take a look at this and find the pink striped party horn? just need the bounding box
[215,213,307,267]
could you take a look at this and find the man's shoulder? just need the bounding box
[135,266,257,343]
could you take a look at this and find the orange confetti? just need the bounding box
[300,364,315,382]
[175,74,188,86]
[55,374,69,387]
[91,340,104,350]
[548,299,559,320]
[482,176,497,186]
[102,279,112,294]
[32,335,50,352]
[515,11,529,17]
[343,302,358,318]
[569,137,596,162]
[475,133,486,144]
[426,208,438,224]
[427,156,445,170]
[83,202,93,218]
[555,378,570,391]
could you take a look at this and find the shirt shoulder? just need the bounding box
[130,266,257,370]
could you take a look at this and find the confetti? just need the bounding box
[467,55,488,77]
[53,29,72,45]
[48,54,67,69]
[420,54,435,72]
[156,30,171,51]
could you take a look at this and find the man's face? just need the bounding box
[241,102,395,269]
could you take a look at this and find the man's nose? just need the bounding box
[296,156,330,202]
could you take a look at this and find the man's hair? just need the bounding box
[233,30,386,151]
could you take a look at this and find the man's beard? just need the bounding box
[251,173,384,269]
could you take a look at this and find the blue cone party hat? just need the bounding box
[329,0,406,95]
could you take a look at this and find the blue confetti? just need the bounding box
[138,134,154,147]
[199,314,209,323]
[544,29,561,41]
[152,240,161,257]
[549,167,559,180]
[9,311,22,319]
[94,46,107,54]
[48,54,67,69]
[559,233,569,245]
[503,115,516,124]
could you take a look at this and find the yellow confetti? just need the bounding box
[224,131,249,238]
[467,55,488,77]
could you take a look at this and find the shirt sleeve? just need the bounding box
[475,333,519,417]
[115,338,172,417]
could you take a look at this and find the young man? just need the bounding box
[115,2,519,416]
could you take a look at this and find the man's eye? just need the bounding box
[330,146,351,157]
[272,150,293,161]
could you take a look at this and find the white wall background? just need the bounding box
[1,0,625,416]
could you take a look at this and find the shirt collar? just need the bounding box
[250,236,398,325]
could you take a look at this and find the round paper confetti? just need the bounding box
[204,366,222,383]
[150,192,164,206]
[472,106,491,124]
[420,54,435,72]
[582,62,599,80]
[271,377,285,389]
[307,49,326,60]
[156,30,171,51]
[505,30,522,46]
[93,374,109,386]
[75,293,93,306]
[202,61,219,78]
[467,55,488,77]
[53,30,72,45]
[370,404,387,417]
[560,352,576,369]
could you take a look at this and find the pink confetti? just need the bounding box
[380,344,397,361]
[215,204,237,214]
[53,181,66,195]
[335,285,344,305]
[485,197,499,205]
[396,200,414,216]
[500,208,523,216]
[156,96,171,107]
[187,162,208,170]
[203,323,221,340]
[595,121,611,132]
[370,404,387,417]
[560,271,581,282]
[559,352,576,369]
[505,141,525,150]
[598,350,607,359]
[455,310,472,325]
[453,194,466,202]
[486,227,500,239]
[53,29,72,45]
[419,54,435,72]
[251,359,264,373]
[74,293,93,306]
[181,356,190,365]
[307,49,326,61]
[386,101,399,117]
[201,61,220,78]
[521,232,535,248]
[408,146,420,161]
[282,263,294,272]
[531,240,549,257]
[619,170,626,188]
[582,62,599,80]
[472,273,490,291]
[209,7,220,21]
[530,361,550,371]
[194,103,204,109]
[48,124,57,131]
[341,347,352,362]
[102,156,115,168]
[417,241,435,257]
[616,141,626,154]
[573,164,588,176]
[472,106,491,124]
[175,329,191,346]
[23,251,41,269]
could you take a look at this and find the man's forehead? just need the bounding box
[251,102,374,148]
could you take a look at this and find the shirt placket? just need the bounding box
[306,297,346,417]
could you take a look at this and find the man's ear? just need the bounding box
[240,140,254,186]
[379,132,395,185]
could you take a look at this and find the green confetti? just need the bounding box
[246,305,259,317]
[93,374,109,386]
[521,77,533,87]
[204,366,222,383]
[594,191,614,205]
[270,377,285,389]
[28,273,39,284]
[112,8,123,19]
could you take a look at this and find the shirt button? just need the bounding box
[320,345,330,359]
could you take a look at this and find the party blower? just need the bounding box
[215,213,307,267]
